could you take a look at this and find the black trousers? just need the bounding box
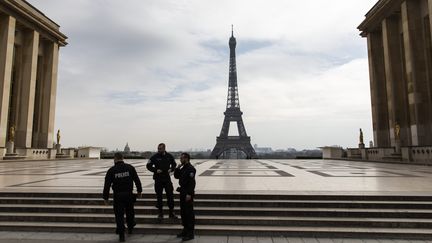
[113,192,136,234]
[180,193,195,236]
[154,180,174,210]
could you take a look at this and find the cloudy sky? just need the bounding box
[28,0,378,151]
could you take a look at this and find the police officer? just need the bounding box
[103,152,142,242]
[174,152,196,241]
[146,143,178,219]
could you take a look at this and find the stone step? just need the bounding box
[2,155,27,160]
[382,156,402,161]
[2,192,432,201]
[3,197,432,209]
[0,221,431,239]
[2,193,432,238]
[2,204,432,218]
[1,212,432,228]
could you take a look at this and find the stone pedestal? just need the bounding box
[360,149,368,160]
[3,141,26,160]
[359,143,365,149]
[6,141,15,155]
[395,140,401,154]
[387,140,402,162]
[55,143,70,159]
[56,143,62,155]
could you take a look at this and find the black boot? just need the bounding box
[169,210,178,219]
[128,222,136,234]
[119,232,125,242]
[176,230,186,238]
[157,209,163,220]
[182,234,194,241]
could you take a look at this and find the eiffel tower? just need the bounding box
[210,27,257,159]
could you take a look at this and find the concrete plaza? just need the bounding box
[0,159,432,195]
[2,159,432,242]
[0,231,430,243]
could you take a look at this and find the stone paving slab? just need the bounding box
[1,159,432,195]
[0,232,431,243]
[0,231,432,243]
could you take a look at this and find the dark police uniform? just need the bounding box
[103,161,142,235]
[146,152,176,213]
[174,162,196,238]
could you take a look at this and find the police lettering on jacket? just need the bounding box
[115,171,130,178]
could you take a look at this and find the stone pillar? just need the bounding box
[15,30,39,148]
[367,31,391,147]
[428,0,432,141]
[38,42,59,149]
[0,15,16,148]
[382,16,411,147]
[401,0,432,146]
[429,0,432,43]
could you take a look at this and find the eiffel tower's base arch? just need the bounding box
[210,136,257,159]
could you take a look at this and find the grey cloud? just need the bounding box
[28,0,377,151]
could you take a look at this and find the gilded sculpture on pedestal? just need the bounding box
[8,125,15,142]
[395,123,400,140]
[57,129,61,145]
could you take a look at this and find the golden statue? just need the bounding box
[359,128,364,144]
[9,125,15,142]
[395,123,401,140]
[57,129,61,145]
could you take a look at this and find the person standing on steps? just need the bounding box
[174,152,196,241]
[103,152,142,242]
[146,143,178,220]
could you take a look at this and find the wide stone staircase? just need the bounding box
[1,192,432,239]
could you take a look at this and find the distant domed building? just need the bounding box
[124,143,131,153]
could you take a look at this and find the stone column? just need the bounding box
[429,0,432,42]
[428,0,432,138]
[38,42,59,149]
[15,30,39,148]
[382,16,411,147]
[401,0,432,146]
[0,15,16,148]
[367,31,390,148]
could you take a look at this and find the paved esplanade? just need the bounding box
[1,159,432,195]
[0,232,430,243]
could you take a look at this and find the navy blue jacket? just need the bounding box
[174,163,196,196]
[146,152,176,181]
[103,161,142,200]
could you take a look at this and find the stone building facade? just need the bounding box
[347,0,432,164]
[0,0,67,159]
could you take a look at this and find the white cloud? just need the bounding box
[28,0,377,151]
